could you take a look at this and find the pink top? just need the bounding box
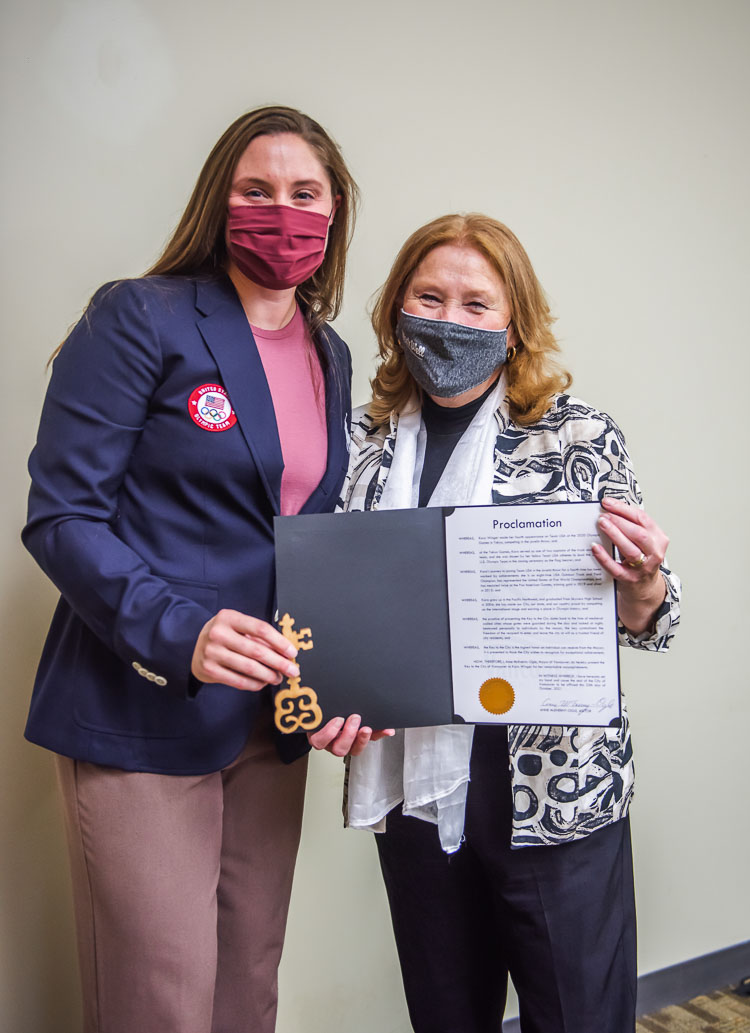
[251,306,328,516]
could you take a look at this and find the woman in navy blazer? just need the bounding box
[24,106,359,1033]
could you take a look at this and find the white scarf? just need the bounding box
[346,375,506,852]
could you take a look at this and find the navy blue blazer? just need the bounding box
[23,274,351,773]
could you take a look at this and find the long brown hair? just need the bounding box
[48,107,359,366]
[370,213,571,426]
[146,105,359,334]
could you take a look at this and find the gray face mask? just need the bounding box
[396,309,508,398]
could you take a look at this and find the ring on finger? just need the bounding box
[623,551,647,569]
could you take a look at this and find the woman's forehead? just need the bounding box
[233,133,330,184]
[410,244,502,288]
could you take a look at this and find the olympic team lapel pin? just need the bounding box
[274,614,323,734]
[188,384,237,432]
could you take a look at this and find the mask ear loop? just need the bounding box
[323,201,338,250]
[328,194,341,225]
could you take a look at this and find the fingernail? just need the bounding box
[287,663,300,677]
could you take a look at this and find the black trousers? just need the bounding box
[375,727,637,1033]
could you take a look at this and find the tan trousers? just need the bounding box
[55,708,308,1033]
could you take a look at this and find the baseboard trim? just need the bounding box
[501,940,750,1031]
[634,940,750,1016]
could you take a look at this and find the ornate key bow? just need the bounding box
[273,614,323,733]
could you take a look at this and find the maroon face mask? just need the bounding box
[227,204,331,290]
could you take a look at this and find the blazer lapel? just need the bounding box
[195,276,284,514]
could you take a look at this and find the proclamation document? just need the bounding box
[274,502,621,732]
[445,502,620,727]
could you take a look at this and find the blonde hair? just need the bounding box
[369,213,571,426]
[147,105,359,335]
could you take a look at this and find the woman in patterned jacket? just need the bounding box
[316,213,680,1033]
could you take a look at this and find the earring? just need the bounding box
[506,345,517,362]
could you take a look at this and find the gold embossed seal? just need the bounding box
[273,614,323,733]
[479,677,515,715]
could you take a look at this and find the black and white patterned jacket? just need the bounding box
[339,392,681,848]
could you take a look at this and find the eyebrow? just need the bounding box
[410,278,494,301]
[231,175,326,190]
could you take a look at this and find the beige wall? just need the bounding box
[2,1,748,1030]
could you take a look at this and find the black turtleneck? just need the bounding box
[418,378,499,507]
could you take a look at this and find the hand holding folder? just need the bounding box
[307,714,396,757]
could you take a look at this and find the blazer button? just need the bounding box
[131,661,142,673]
[145,671,157,681]
[154,676,167,687]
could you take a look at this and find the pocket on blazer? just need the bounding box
[73,577,220,739]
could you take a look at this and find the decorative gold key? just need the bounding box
[274,613,323,733]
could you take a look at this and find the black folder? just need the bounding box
[274,508,456,730]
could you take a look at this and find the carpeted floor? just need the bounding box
[636,986,750,1032]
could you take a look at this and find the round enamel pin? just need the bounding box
[188,384,237,432]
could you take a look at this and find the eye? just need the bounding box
[418,293,441,304]
[243,187,268,200]
[294,189,316,201]
[466,300,488,311]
